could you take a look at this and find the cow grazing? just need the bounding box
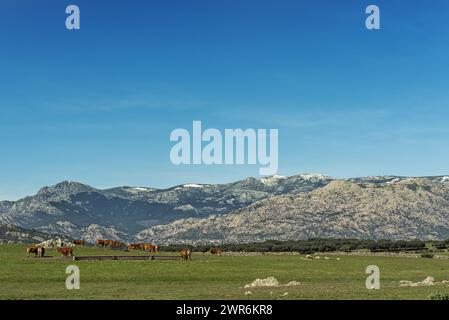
[143,244,155,252]
[97,239,125,248]
[96,239,107,247]
[209,247,222,256]
[57,247,74,257]
[104,240,114,246]
[110,240,125,248]
[73,239,85,246]
[143,243,160,252]
[27,246,45,258]
[26,246,38,257]
[128,243,144,250]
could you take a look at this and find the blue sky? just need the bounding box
[1,0,449,200]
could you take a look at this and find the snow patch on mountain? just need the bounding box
[260,175,287,185]
[132,187,151,192]
[299,173,329,181]
[183,184,203,188]
[174,184,204,190]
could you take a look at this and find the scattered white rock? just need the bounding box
[324,257,330,260]
[399,276,440,287]
[281,292,289,296]
[387,178,400,184]
[245,277,280,288]
[421,276,435,286]
[37,238,74,248]
[244,277,302,288]
[244,291,252,295]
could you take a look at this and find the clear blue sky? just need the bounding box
[1,0,449,200]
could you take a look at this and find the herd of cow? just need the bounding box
[26,246,73,257]
[94,240,161,253]
[26,239,222,261]
[179,248,221,260]
[26,246,45,258]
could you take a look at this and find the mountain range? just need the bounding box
[2,174,449,244]
[0,224,56,244]
[0,174,330,242]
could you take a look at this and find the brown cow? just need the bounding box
[57,247,74,256]
[37,246,45,258]
[143,244,160,253]
[128,243,144,250]
[179,248,187,261]
[143,244,155,252]
[73,239,85,246]
[104,240,114,246]
[110,240,125,248]
[26,246,38,257]
[209,247,222,256]
[96,239,107,247]
[179,248,192,261]
[98,239,125,248]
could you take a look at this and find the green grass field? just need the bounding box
[1,244,449,300]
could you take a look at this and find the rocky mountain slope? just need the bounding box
[0,174,331,242]
[135,176,449,244]
[0,224,58,244]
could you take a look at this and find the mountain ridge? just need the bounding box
[135,176,449,244]
[0,173,332,242]
[3,174,449,243]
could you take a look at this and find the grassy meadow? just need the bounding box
[1,244,449,300]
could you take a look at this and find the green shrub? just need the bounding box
[429,292,449,300]
[421,253,434,259]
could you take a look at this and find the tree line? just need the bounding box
[161,238,449,254]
